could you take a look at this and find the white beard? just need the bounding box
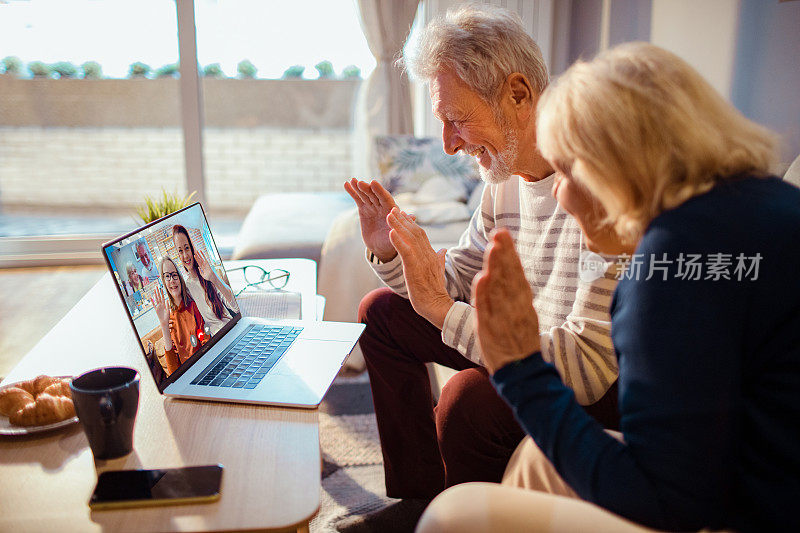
[478,127,518,185]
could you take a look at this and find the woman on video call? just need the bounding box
[125,262,144,294]
[152,257,208,374]
[171,224,236,336]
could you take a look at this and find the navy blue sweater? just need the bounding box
[492,176,800,532]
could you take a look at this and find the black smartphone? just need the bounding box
[89,464,223,510]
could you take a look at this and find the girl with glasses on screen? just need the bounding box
[152,257,208,375]
[171,224,237,336]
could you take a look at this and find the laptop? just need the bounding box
[102,202,364,408]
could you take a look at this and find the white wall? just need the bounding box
[650,0,800,164]
[731,0,800,164]
[0,127,353,212]
[650,0,741,99]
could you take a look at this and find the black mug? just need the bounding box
[70,367,140,460]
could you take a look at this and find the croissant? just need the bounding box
[42,379,72,399]
[1,375,75,427]
[18,375,60,396]
[0,387,35,417]
[9,393,75,427]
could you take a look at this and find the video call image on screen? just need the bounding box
[105,205,239,385]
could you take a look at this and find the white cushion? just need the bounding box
[413,175,468,204]
[409,202,472,225]
[232,192,353,263]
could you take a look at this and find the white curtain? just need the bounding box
[353,0,421,179]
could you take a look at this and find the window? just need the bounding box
[0,0,373,265]
[0,0,184,255]
[192,0,374,210]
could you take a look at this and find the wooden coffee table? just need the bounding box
[0,259,322,532]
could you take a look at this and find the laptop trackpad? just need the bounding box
[273,339,346,382]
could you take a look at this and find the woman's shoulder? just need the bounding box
[646,175,800,248]
[675,174,796,212]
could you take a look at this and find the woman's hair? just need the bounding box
[159,256,192,311]
[171,224,225,320]
[402,3,549,105]
[537,42,778,243]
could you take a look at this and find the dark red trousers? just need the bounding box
[358,288,619,499]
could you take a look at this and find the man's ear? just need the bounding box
[505,73,534,120]
[507,73,532,104]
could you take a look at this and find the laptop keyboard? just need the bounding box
[190,324,303,389]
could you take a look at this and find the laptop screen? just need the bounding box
[102,203,241,391]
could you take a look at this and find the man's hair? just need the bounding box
[402,3,549,103]
[537,42,778,243]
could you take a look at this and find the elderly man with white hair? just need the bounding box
[340,5,622,531]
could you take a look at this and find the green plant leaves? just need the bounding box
[135,190,197,224]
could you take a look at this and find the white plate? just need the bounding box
[0,376,79,436]
[0,414,79,436]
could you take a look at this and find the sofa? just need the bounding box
[231,191,355,266]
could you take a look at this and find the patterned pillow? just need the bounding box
[374,136,482,197]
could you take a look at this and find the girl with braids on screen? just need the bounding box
[151,257,208,374]
[171,224,236,336]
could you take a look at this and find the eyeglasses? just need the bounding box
[228,265,290,297]
[162,272,180,282]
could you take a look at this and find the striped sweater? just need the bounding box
[369,175,619,404]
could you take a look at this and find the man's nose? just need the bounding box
[442,122,463,155]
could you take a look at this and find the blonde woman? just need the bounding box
[125,262,144,293]
[419,43,800,532]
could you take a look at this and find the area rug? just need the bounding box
[311,372,398,532]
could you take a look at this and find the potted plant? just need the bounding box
[2,56,22,77]
[81,61,102,79]
[314,60,334,79]
[51,62,78,79]
[128,62,151,78]
[28,61,52,78]
[237,59,257,79]
[203,63,224,78]
[342,65,361,80]
[155,63,180,78]
[135,190,197,224]
[282,65,305,79]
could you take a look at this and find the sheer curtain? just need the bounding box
[353,0,421,179]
